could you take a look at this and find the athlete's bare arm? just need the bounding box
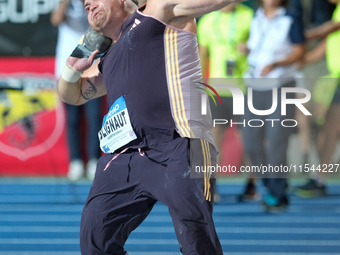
[58,0,243,105]
[144,0,244,27]
[57,51,107,106]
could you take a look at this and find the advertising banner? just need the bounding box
[0,0,59,56]
[0,57,69,175]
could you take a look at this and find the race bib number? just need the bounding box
[98,96,137,154]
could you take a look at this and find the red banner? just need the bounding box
[0,57,69,176]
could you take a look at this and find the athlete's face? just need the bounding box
[84,0,123,33]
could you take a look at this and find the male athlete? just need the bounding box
[58,0,243,254]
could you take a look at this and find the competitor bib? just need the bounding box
[98,96,137,153]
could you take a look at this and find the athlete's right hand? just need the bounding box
[61,27,112,83]
[66,50,99,73]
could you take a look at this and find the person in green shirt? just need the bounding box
[197,3,254,202]
[198,3,253,82]
[295,0,340,198]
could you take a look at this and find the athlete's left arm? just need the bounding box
[144,0,245,24]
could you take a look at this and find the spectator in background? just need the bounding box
[241,0,305,212]
[290,0,312,167]
[197,3,254,202]
[51,0,102,181]
[237,0,310,205]
[289,0,336,182]
[294,0,340,198]
[312,0,336,26]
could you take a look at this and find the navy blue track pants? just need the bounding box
[80,137,222,255]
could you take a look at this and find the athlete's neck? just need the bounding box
[104,1,138,42]
[107,12,135,43]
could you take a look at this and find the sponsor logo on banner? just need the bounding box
[0,0,59,23]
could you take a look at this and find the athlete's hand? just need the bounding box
[61,27,112,83]
[71,27,112,59]
[66,50,99,73]
[67,27,112,71]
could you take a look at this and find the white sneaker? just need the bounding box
[86,158,98,180]
[67,159,84,181]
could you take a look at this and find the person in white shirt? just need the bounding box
[240,0,305,213]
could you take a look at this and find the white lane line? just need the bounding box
[0,215,80,222]
[219,240,340,246]
[0,226,339,235]
[1,226,340,235]
[217,227,340,234]
[0,226,79,232]
[129,253,340,255]
[0,239,79,244]
[0,180,91,185]
[0,252,80,255]
[125,239,340,246]
[0,206,339,214]
[124,239,340,246]
[1,215,340,223]
[0,207,339,215]
[0,196,87,202]
[1,238,339,246]
[151,206,340,213]
[132,253,340,255]
[144,216,340,223]
[134,227,340,234]
[0,207,83,212]
[1,252,338,255]
[0,199,337,205]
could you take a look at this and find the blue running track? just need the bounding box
[0,178,339,255]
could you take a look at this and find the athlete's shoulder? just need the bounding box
[139,3,197,34]
[143,0,247,24]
